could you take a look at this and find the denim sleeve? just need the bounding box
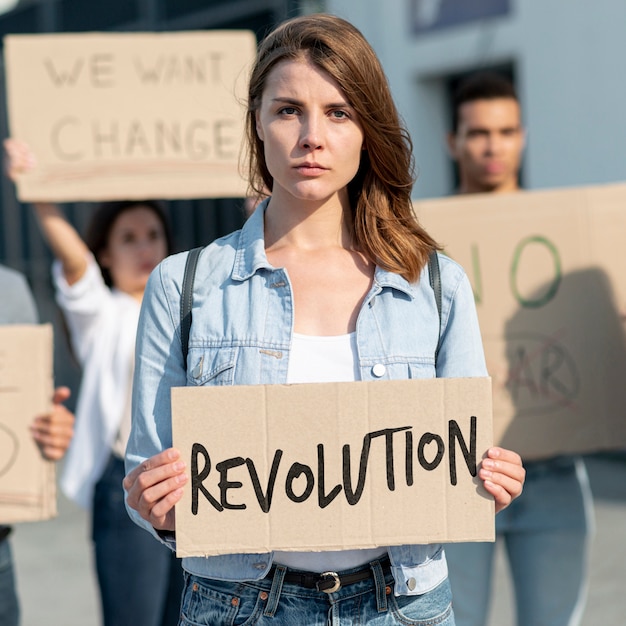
[124,256,187,542]
[435,260,488,379]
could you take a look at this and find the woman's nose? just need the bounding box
[299,115,323,150]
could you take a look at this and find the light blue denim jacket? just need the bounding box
[125,203,487,596]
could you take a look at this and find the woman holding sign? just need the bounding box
[123,14,525,625]
[4,141,184,626]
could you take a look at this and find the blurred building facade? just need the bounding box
[326,0,626,200]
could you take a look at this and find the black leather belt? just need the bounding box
[270,559,391,593]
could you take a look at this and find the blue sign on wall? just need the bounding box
[411,0,511,34]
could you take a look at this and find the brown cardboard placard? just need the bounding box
[172,377,494,558]
[4,31,256,202]
[415,183,626,460]
[0,325,56,523]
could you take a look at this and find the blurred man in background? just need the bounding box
[444,72,594,626]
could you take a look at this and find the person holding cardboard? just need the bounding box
[4,142,186,626]
[443,72,594,626]
[0,264,74,626]
[123,14,525,625]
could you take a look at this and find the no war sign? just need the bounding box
[172,378,494,558]
[415,183,626,459]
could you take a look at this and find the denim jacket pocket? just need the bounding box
[408,359,436,379]
[186,346,237,386]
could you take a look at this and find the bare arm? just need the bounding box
[4,138,89,285]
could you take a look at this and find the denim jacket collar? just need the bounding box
[232,200,274,281]
[231,198,415,299]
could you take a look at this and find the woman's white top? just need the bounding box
[274,332,388,571]
[55,256,140,509]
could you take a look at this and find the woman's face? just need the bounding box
[99,206,168,297]
[255,58,364,207]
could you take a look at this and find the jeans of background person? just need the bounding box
[179,559,455,626]
[92,455,184,626]
[446,456,593,626]
[0,536,19,626]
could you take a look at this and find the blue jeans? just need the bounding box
[446,456,593,626]
[0,535,19,626]
[178,559,454,625]
[93,455,185,626]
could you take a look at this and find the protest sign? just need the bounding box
[0,325,56,523]
[3,31,256,201]
[415,183,626,459]
[172,377,494,558]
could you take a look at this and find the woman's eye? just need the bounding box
[331,110,349,120]
[279,106,298,115]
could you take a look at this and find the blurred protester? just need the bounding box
[0,264,74,626]
[444,72,594,626]
[5,139,184,626]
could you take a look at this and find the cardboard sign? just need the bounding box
[415,183,626,460]
[0,325,56,523]
[172,378,494,558]
[3,31,256,202]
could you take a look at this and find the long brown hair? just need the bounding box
[245,13,439,282]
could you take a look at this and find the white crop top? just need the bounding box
[275,332,388,572]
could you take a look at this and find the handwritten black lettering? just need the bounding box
[405,430,414,486]
[215,457,246,510]
[44,57,84,87]
[245,450,282,513]
[317,444,342,508]
[285,462,314,503]
[191,443,222,514]
[48,117,236,161]
[133,52,225,85]
[189,419,480,515]
[417,433,444,471]
[155,121,182,155]
[125,120,151,156]
[90,53,115,88]
[92,121,121,157]
[51,117,83,161]
[185,121,209,159]
[214,120,237,159]
[448,417,477,486]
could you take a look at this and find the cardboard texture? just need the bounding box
[172,377,494,558]
[3,31,256,202]
[0,325,56,523]
[414,183,626,460]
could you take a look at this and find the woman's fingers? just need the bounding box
[480,447,526,513]
[124,448,188,530]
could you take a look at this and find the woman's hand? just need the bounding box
[123,448,188,532]
[479,447,525,514]
[4,137,35,179]
[31,386,74,461]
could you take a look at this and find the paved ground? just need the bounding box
[11,453,626,626]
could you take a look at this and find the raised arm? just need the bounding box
[4,138,89,285]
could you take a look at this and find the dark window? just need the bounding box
[0,4,38,38]
[59,0,138,31]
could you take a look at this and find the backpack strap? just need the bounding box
[180,246,203,369]
[427,250,443,364]
[180,247,443,368]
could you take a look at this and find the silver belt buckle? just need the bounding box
[317,571,341,593]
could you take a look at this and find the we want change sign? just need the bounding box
[4,31,256,201]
